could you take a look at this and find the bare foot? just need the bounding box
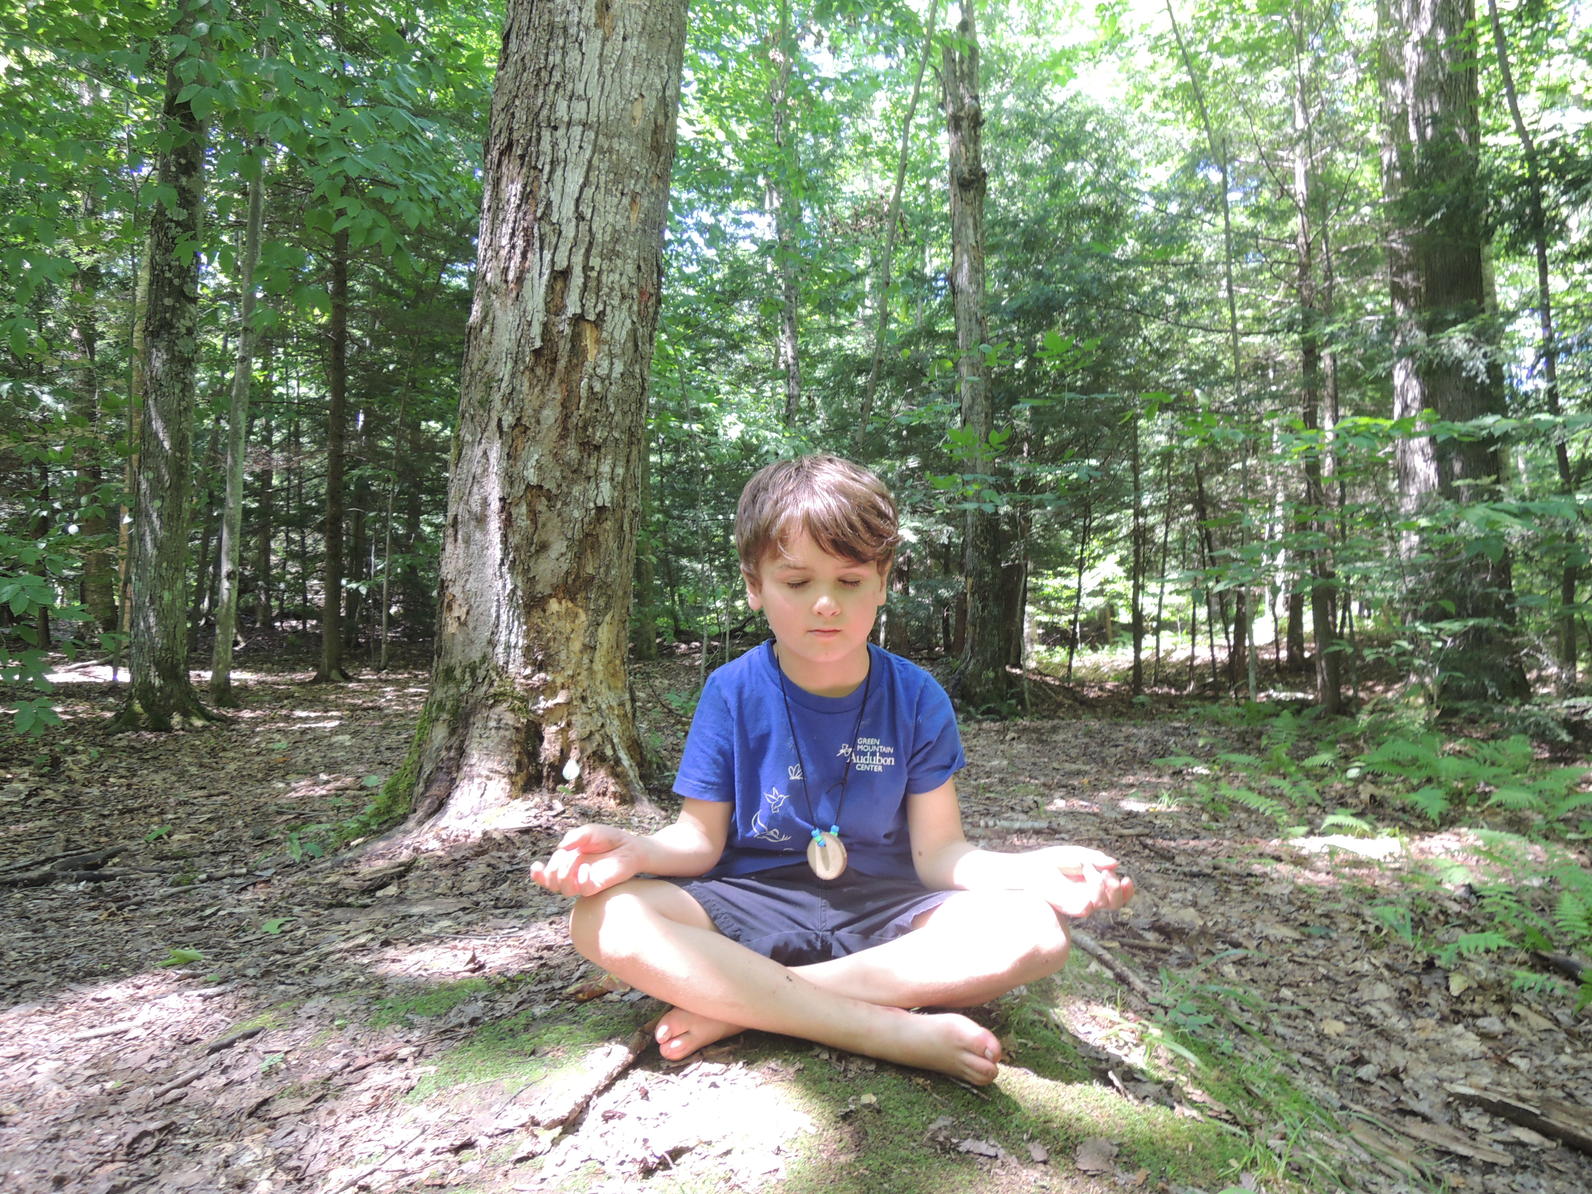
[654,1005,744,1061]
[878,1010,1002,1085]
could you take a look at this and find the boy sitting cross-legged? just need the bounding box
[531,455,1133,1085]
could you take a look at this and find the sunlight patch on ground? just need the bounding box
[1289,834,1404,861]
[0,969,266,1119]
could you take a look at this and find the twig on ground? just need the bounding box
[1070,928,1157,1003]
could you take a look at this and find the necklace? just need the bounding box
[773,641,872,881]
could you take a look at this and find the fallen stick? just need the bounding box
[1070,929,1157,1003]
[1448,1083,1592,1156]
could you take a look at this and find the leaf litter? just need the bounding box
[0,653,1586,1193]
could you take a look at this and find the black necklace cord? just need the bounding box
[772,640,873,846]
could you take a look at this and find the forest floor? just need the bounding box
[0,646,1588,1194]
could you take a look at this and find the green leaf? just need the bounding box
[156,947,206,968]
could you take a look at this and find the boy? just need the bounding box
[531,455,1131,1085]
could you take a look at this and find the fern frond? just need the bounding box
[1218,782,1287,824]
[1403,784,1450,822]
[1487,784,1546,812]
[1318,811,1376,836]
[1436,930,1514,967]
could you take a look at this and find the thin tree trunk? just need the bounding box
[315,226,350,681]
[859,0,941,432]
[769,0,802,425]
[189,416,222,642]
[1486,0,1576,689]
[1168,0,1255,700]
[1289,2,1342,713]
[1130,409,1145,695]
[212,152,266,704]
[254,357,274,632]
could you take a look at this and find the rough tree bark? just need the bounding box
[112,15,216,731]
[945,0,1010,711]
[395,0,687,834]
[1379,0,1528,703]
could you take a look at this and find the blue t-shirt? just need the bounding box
[673,641,965,880]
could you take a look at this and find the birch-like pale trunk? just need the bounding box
[211,152,266,705]
[398,0,687,832]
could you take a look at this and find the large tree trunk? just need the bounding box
[212,151,266,706]
[113,17,215,731]
[946,0,1009,711]
[1379,0,1528,704]
[395,0,687,834]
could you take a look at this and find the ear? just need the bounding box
[742,567,764,612]
[873,561,892,606]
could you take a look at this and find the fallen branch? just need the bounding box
[203,1024,266,1055]
[1071,929,1157,1003]
[1449,1083,1592,1156]
[0,845,128,888]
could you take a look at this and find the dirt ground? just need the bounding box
[0,649,1588,1194]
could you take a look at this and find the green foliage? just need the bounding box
[0,529,107,736]
[1351,732,1585,824]
[156,947,205,968]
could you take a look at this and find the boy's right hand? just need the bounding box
[530,824,644,897]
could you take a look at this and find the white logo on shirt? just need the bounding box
[751,786,794,843]
[850,736,896,774]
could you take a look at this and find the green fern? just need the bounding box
[1318,811,1377,836]
[1436,930,1514,967]
[1218,782,1288,825]
[1404,784,1450,821]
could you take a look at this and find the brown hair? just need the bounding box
[735,455,900,576]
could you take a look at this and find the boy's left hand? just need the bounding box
[1016,846,1134,919]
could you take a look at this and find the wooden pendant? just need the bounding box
[806,830,848,880]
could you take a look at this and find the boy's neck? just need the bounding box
[772,641,871,699]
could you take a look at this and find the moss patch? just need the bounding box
[406,996,648,1104]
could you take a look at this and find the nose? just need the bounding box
[813,590,840,616]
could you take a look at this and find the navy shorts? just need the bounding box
[666,863,954,966]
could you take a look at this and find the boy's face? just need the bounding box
[744,530,888,693]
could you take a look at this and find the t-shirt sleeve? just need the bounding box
[906,676,966,795]
[672,676,736,803]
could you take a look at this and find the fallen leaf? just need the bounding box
[1076,1136,1119,1173]
[956,1138,1004,1159]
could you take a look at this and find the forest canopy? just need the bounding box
[1,0,1590,726]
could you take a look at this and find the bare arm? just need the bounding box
[531,798,731,898]
[907,779,1133,918]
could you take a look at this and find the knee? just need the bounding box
[567,881,646,965]
[960,890,1071,975]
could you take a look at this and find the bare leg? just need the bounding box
[649,889,1069,1059]
[570,882,1068,1083]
